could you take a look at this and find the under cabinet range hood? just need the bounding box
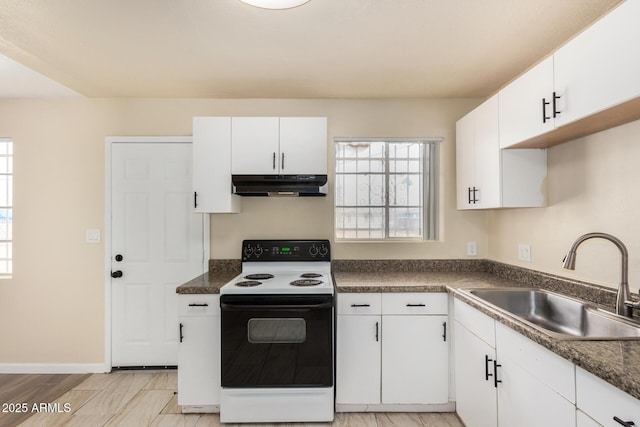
[232,174,328,197]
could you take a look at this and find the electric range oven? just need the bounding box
[219,239,334,424]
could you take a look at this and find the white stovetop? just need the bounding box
[220,262,334,295]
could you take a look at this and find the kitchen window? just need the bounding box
[0,138,12,278]
[334,138,440,241]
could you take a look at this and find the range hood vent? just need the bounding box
[232,175,327,197]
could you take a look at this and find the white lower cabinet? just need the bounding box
[382,315,448,404]
[336,312,381,405]
[454,320,497,427]
[577,410,602,427]
[454,298,575,427]
[336,293,450,410]
[576,366,640,427]
[177,294,220,412]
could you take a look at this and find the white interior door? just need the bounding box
[111,141,206,367]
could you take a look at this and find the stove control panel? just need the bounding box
[242,239,330,262]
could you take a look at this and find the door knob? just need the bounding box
[111,270,123,279]
[115,254,123,262]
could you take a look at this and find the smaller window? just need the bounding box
[334,138,440,241]
[0,138,12,278]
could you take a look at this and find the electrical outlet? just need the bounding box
[518,244,531,262]
[467,241,477,257]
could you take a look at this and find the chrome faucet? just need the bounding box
[562,232,635,318]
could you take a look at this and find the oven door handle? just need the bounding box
[220,301,333,311]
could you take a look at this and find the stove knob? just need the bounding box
[255,246,264,257]
[309,245,319,257]
[244,246,253,257]
[319,245,328,256]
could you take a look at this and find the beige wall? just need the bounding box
[3,96,638,365]
[0,97,483,365]
[210,98,488,259]
[488,118,640,290]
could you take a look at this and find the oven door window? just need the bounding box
[248,318,306,344]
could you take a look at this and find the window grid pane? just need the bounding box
[0,138,13,279]
[335,140,436,241]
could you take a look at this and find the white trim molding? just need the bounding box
[0,363,108,374]
[104,136,198,370]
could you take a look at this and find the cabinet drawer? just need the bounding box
[381,293,447,315]
[178,295,220,316]
[576,366,640,427]
[454,298,495,347]
[337,293,382,315]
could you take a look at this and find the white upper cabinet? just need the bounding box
[455,107,476,209]
[498,1,640,148]
[499,56,555,149]
[456,95,500,209]
[231,117,327,175]
[554,0,640,126]
[456,95,547,210]
[473,95,502,208]
[192,117,241,213]
[279,117,327,175]
[231,117,280,175]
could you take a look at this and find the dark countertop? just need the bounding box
[334,261,640,401]
[176,258,640,400]
[333,271,512,293]
[176,270,239,294]
[451,286,640,402]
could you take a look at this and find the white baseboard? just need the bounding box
[335,401,456,413]
[0,363,109,374]
[181,405,219,414]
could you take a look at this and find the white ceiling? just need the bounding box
[0,0,623,99]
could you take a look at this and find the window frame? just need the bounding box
[334,137,441,242]
[0,137,12,278]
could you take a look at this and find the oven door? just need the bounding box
[220,294,333,388]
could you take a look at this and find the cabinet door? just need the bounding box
[576,366,640,427]
[231,117,279,174]
[456,110,476,209]
[454,322,497,427]
[336,315,381,405]
[193,117,240,213]
[497,351,576,427]
[576,410,601,427]
[554,1,640,127]
[499,56,555,148]
[382,315,448,404]
[473,95,501,208]
[177,315,220,406]
[279,117,327,175]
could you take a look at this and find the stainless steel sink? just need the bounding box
[458,288,640,340]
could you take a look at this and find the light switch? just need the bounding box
[86,229,101,244]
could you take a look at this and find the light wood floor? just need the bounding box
[4,371,463,426]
